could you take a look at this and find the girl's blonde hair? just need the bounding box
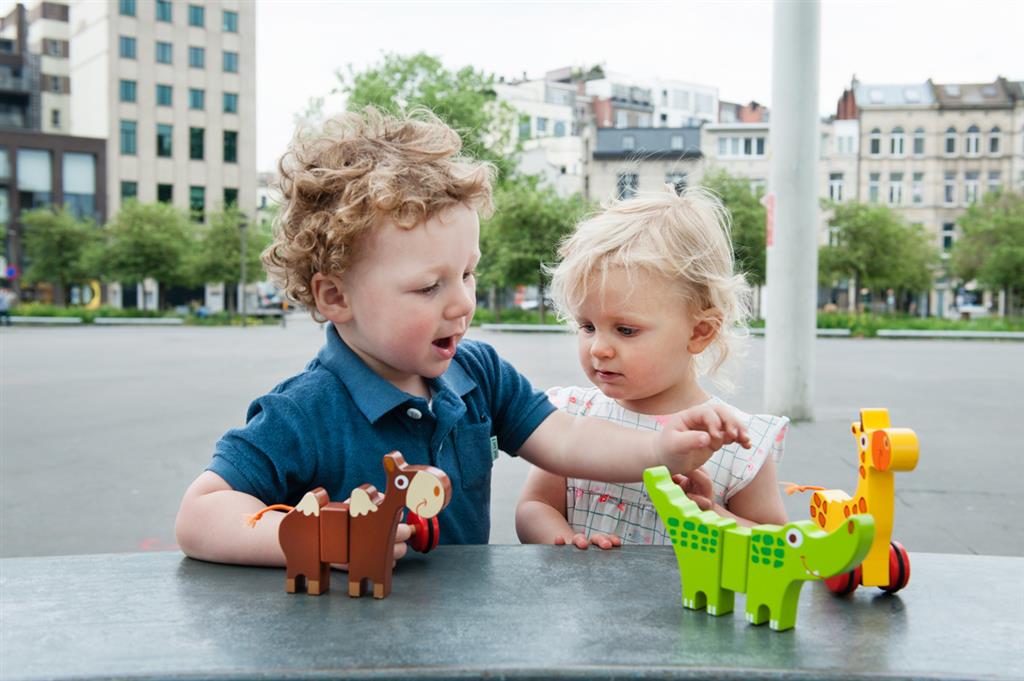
[548,185,751,387]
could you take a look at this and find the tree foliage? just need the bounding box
[99,201,193,310]
[952,191,1024,315]
[188,206,270,286]
[334,52,519,182]
[481,176,591,322]
[819,201,939,310]
[700,169,767,287]
[20,207,98,305]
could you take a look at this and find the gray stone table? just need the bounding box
[1,546,1021,680]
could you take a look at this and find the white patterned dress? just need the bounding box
[547,386,789,546]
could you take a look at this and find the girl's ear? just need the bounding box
[687,308,723,355]
[311,273,353,324]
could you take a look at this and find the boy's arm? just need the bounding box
[175,471,286,566]
[517,404,749,482]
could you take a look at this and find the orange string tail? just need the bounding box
[779,481,826,496]
[246,504,293,527]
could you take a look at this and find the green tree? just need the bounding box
[819,201,939,312]
[333,52,519,182]
[700,170,767,317]
[20,207,98,306]
[187,206,271,312]
[100,201,193,310]
[952,191,1024,316]
[482,176,591,323]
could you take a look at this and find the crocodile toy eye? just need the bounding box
[785,528,804,548]
[394,474,409,490]
[860,435,868,450]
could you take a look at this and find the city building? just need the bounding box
[588,126,702,202]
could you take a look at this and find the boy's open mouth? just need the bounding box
[431,335,458,359]
[432,336,454,350]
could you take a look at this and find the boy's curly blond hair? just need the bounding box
[263,107,495,314]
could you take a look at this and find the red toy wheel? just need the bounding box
[406,512,440,553]
[824,564,862,596]
[879,540,910,593]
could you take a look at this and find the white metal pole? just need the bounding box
[764,0,821,420]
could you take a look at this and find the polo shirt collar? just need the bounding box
[317,325,477,424]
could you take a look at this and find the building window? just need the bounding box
[17,149,53,209]
[189,46,205,68]
[829,172,844,203]
[223,187,238,207]
[190,127,204,160]
[615,110,628,127]
[223,130,238,163]
[621,135,635,151]
[120,120,137,155]
[51,109,60,128]
[223,50,239,73]
[616,172,638,199]
[223,92,238,113]
[989,127,1001,155]
[223,10,239,32]
[536,117,548,135]
[964,171,979,205]
[156,84,172,106]
[945,127,957,155]
[189,88,205,110]
[119,79,136,102]
[965,125,980,155]
[717,137,727,156]
[869,128,881,155]
[666,172,687,195]
[119,35,136,59]
[987,171,1001,195]
[670,135,683,150]
[190,185,205,221]
[637,113,652,128]
[743,138,753,155]
[121,181,137,200]
[157,183,173,203]
[188,4,205,27]
[119,0,136,17]
[868,172,880,203]
[942,222,955,251]
[156,0,172,22]
[912,128,925,156]
[890,127,905,156]
[553,121,566,137]
[756,137,765,155]
[888,172,903,205]
[63,152,97,219]
[943,171,956,205]
[157,123,173,157]
[156,41,172,64]
[912,173,924,204]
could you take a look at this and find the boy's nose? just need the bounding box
[445,283,475,319]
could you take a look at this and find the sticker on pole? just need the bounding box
[761,193,776,248]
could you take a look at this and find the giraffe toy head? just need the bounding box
[852,408,920,476]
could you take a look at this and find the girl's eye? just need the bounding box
[617,326,638,336]
[578,323,595,334]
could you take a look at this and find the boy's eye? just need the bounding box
[617,326,638,336]
[463,270,476,282]
[417,283,440,295]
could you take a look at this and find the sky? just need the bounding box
[253,0,1023,171]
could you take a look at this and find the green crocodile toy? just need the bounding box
[643,466,875,631]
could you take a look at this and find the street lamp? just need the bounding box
[238,213,248,328]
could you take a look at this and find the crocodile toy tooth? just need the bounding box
[643,466,875,631]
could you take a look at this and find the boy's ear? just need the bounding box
[311,273,353,324]
[687,309,723,355]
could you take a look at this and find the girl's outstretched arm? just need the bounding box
[716,457,788,527]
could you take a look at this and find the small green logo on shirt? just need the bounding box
[490,436,499,461]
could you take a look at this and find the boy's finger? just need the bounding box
[395,523,414,543]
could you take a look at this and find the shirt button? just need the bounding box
[406,408,423,420]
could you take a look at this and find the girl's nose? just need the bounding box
[590,334,614,358]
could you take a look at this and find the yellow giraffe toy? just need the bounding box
[792,408,919,594]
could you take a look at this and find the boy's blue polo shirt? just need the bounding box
[209,325,555,544]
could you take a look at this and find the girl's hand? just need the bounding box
[672,470,714,511]
[554,532,622,550]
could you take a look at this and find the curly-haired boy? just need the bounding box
[175,108,750,566]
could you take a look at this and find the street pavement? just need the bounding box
[2,313,1021,558]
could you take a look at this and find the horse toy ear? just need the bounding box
[382,451,407,473]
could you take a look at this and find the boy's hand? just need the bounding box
[655,404,751,473]
[393,523,413,565]
[672,469,714,511]
[554,532,622,550]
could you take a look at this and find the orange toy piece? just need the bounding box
[250,451,452,599]
[800,409,919,594]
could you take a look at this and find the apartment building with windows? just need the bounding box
[68,0,255,222]
[582,71,717,129]
[588,127,701,202]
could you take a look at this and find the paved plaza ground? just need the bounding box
[2,314,1021,558]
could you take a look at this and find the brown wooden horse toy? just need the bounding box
[249,451,452,599]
